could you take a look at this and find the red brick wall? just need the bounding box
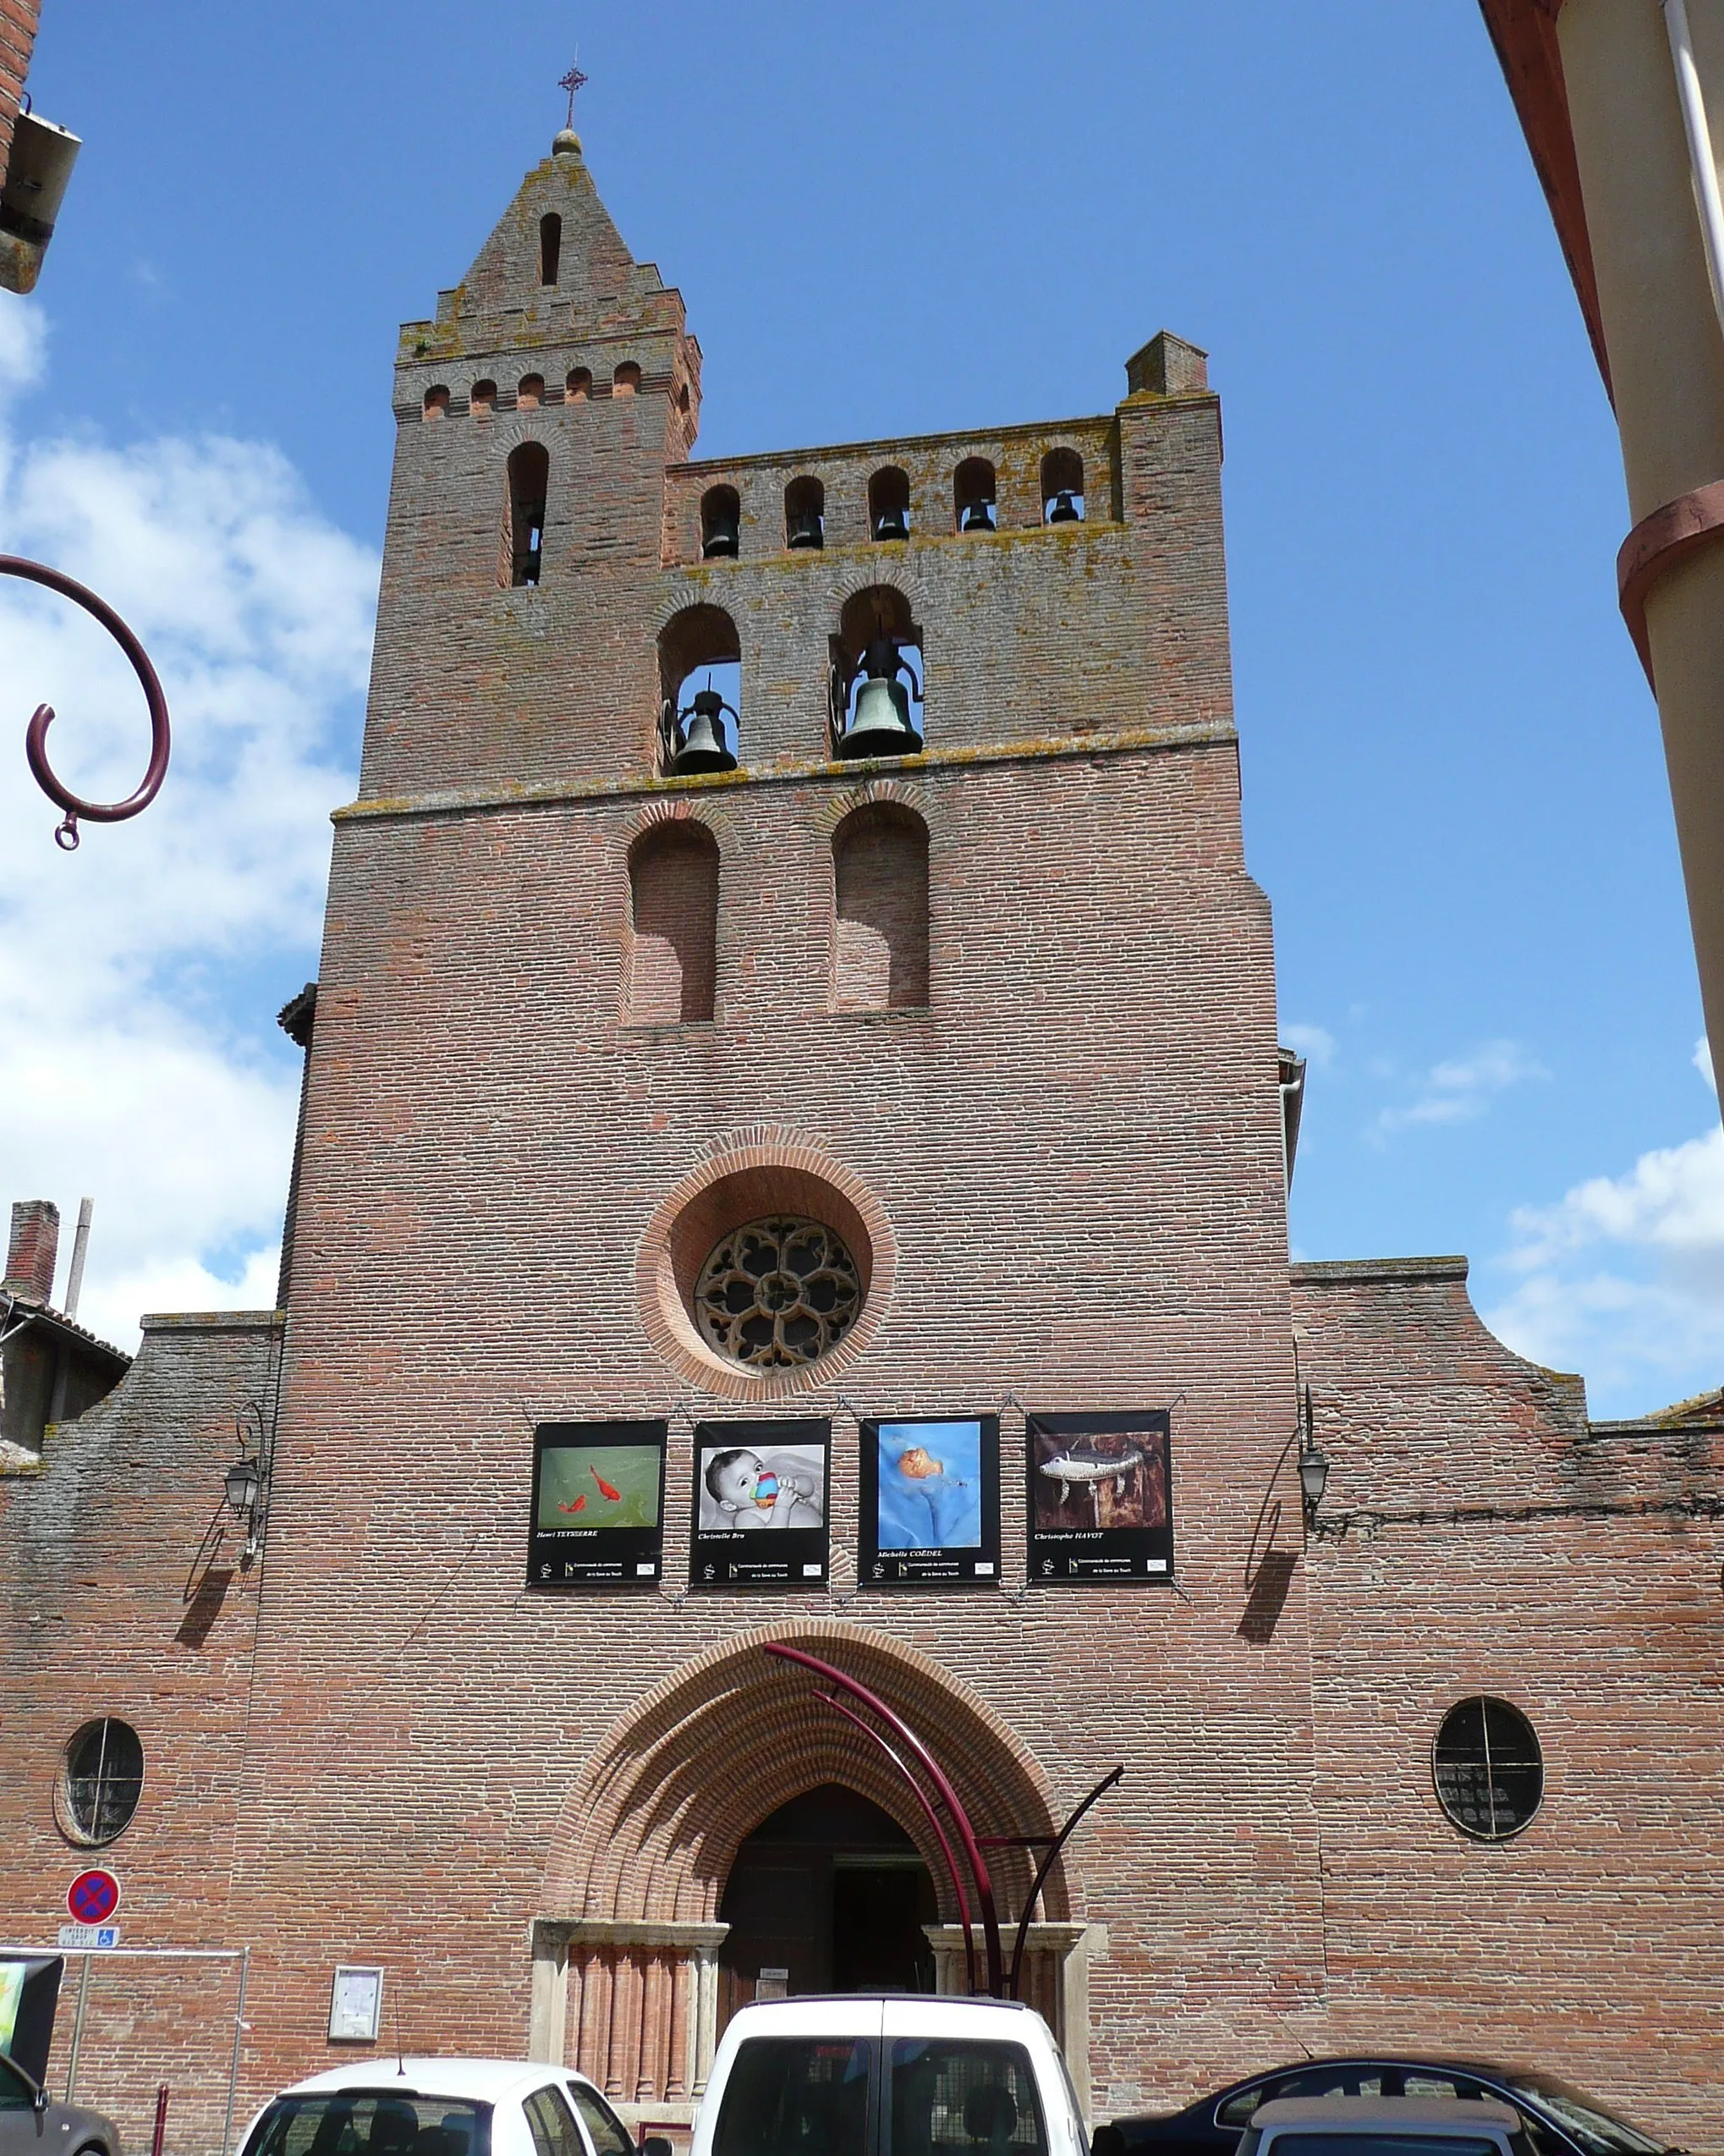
[0,1312,282,2154]
[832,805,930,1010]
[1293,1259,1724,2153]
[0,0,40,189]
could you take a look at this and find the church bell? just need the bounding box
[673,684,738,774]
[1048,489,1080,524]
[788,507,823,550]
[702,504,739,558]
[838,634,924,759]
[873,504,909,542]
[961,499,996,532]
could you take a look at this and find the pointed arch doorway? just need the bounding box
[529,1626,1101,2125]
[718,1783,937,2011]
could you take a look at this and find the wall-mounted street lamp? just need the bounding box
[222,1402,270,1559]
[1297,1383,1329,1526]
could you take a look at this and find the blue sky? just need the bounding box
[3,2,1718,1414]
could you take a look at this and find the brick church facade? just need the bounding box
[3,130,1722,2156]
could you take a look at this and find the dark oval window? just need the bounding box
[1432,1695,1542,1841]
[63,1717,144,1844]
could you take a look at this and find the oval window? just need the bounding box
[63,1717,144,1845]
[1432,1695,1542,1841]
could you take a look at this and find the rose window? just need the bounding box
[695,1216,861,1368]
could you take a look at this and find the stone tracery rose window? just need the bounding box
[696,1215,861,1368]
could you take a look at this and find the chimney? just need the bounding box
[4,1199,60,1302]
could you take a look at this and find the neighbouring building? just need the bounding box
[2,126,1721,2156]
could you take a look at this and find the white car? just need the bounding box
[239,2057,671,2156]
[691,1995,1089,2156]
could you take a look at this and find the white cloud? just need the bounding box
[1281,1021,1336,1070]
[1375,1038,1548,1133]
[0,300,375,1349]
[1485,1114,1724,1416]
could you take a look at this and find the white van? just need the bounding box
[691,1997,1089,2156]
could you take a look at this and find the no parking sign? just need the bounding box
[67,1870,119,1925]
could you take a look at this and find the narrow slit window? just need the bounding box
[504,441,551,588]
[539,212,563,287]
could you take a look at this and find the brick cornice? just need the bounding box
[335,719,1238,828]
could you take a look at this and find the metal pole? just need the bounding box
[150,2085,169,2156]
[63,1953,91,2102]
[220,1948,250,2156]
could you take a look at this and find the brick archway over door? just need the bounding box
[528,1623,1100,2118]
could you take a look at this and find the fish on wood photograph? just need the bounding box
[1026,1410,1175,1585]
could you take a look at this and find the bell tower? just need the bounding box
[249,129,1320,2120]
[362,129,702,799]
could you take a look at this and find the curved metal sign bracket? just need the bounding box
[1,554,171,849]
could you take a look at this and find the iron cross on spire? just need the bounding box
[558,61,589,131]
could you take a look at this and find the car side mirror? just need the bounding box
[640,2138,673,2156]
[33,2087,50,2116]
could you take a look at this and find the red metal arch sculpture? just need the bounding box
[2,554,171,849]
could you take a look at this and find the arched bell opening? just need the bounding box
[718,1784,937,2011]
[700,484,741,561]
[658,604,742,777]
[501,440,550,589]
[830,586,925,761]
[625,820,720,1025]
[422,384,449,421]
[517,371,545,410]
[953,456,997,534]
[1040,447,1084,525]
[868,465,912,543]
[613,361,642,398]
[567,366,593,403]
[832,802,930,1011]
[784,474,825,552]
[471,377,497,416]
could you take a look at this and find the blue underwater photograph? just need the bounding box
[876,1421,985,1549]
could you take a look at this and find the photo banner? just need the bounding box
[691,1418,831,1588]
[859,1416,1001,1587]
[527,1420,668,1589]
[1025,1410,1174,1585]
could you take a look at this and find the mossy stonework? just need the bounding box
[2,131,1721,2156]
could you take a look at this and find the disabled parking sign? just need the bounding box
[67,1870,120,1925]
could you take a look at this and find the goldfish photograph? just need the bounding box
[535,1444,662,1532]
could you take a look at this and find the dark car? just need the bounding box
[1101,2058,1679,2156]
[0,2049,122,2156]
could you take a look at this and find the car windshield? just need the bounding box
[242,2093,493,2156]
[1506,2082,1666,2156]
[713,2038,873,2156]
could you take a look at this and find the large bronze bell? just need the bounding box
[961,498,996,532]
[787,507,824,550]
[1048,489,1080,525]
[702,504,739,558]
[839,632,924,759]
[873,503,909,542]
[673,683,739,774]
